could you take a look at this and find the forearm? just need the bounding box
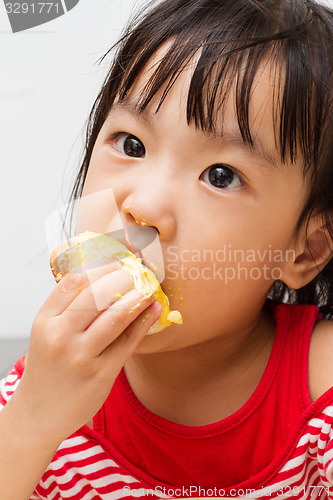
[0,391,61,500]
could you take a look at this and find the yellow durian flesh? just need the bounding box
[50,231,182,335]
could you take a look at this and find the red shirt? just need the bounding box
[93,300,321,488]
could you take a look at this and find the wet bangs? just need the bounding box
[117,35,280,150]
[110,0,332,174]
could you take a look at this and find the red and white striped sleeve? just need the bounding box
[0,355,25,410]
[315,406,333,499]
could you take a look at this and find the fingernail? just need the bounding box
[143,301,162,322]
[149,301,162,317]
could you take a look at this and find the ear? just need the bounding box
[279,216,333,290]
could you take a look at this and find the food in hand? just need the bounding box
[50,231,182,335]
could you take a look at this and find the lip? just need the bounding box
[110,237,153,273]
[131,251,155,275]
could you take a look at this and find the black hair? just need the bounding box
[67,0,333,318]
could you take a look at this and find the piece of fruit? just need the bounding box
[50,231,182,335]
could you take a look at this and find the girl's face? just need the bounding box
[77,52,309,354]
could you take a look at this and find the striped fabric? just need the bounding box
[1,364,333,500]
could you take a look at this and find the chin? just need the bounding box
[134,324,185,354]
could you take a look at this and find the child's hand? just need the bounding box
[14,262,161,445]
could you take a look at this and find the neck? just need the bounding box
[124,303,276,424]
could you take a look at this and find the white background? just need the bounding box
[0,0,143,338]
[1,0,333,339]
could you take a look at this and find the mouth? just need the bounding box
[104,226,164,283]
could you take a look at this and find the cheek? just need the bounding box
[159,204,295,318]
[162,254,274,311]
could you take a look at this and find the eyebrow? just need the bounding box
[110,100,279,170]
[111,100,157,127]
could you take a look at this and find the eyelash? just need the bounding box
[109,132,245,190]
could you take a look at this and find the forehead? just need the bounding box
[114,43,286,170]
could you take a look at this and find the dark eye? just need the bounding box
[113,133,145,158]
[201,163,242,189]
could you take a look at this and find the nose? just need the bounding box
[121,176,177,241]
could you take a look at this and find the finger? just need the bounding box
[83,288,156,355]
[60,268,135,333]
[38,261,122,317]
[101,301,162,365]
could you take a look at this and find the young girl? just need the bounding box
[1,0,333,498]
